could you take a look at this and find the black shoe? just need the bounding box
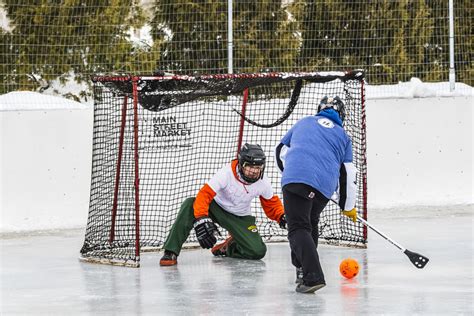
[295,267,303,284]
[295,282,326,294]
[159,250,178,266]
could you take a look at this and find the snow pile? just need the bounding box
[127,24,153,48]
[367,78,472,99]
[0,5,12,32]
[0,91,90,111]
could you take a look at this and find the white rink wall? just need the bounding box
[0,93,472,233]
[1,108,94,232]
[366,96,472,208]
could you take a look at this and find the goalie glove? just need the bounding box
[193,216,219,249]
[341,208,358,223]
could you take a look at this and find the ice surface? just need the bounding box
[1,205,472,315]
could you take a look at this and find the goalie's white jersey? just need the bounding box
[207,160,274,217]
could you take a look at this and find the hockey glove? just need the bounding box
[342,208,358,223]
[193,216,218,249]
[279,214,287,230]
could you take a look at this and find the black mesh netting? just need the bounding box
[80,71,367,267]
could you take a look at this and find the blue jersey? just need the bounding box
[279,109,353,199]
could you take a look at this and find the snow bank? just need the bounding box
[366,78,472,99]
[0,91,90,111]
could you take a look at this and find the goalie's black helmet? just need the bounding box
[237,143,266,183]
[317,96,346,122]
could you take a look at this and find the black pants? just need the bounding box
[283,183,329,285]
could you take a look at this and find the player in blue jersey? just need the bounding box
[275,96,358,294]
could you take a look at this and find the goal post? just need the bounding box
[80,70,367,267]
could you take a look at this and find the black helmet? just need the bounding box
[237,143,266,183]
[317,96,346,122]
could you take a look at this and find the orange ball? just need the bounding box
[339,258,360,279]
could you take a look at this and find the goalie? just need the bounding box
[159,143,286,266]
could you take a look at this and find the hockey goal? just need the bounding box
[80,71,367,267]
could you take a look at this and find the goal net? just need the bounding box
[80,70,367,267]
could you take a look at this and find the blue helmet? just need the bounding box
[317,96,346,121]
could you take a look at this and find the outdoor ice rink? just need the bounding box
[1,205,472,315]
[1,1,472,315]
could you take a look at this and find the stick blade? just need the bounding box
[404,249,429,269]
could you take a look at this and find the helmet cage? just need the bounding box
[237,143,266,183]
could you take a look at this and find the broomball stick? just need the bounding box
[357,215,429,269]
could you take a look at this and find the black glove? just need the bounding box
[193,216,218,249]
[279,214,287,230]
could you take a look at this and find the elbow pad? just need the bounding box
[338,162,358,210]
[275,143,288,173]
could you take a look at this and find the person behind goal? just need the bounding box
[275,96,358,293]
[159,143,287,266]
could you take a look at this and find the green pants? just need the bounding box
[163,197,267,259]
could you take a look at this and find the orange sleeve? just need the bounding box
[193,183,217,218]
[259,195,284,222]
